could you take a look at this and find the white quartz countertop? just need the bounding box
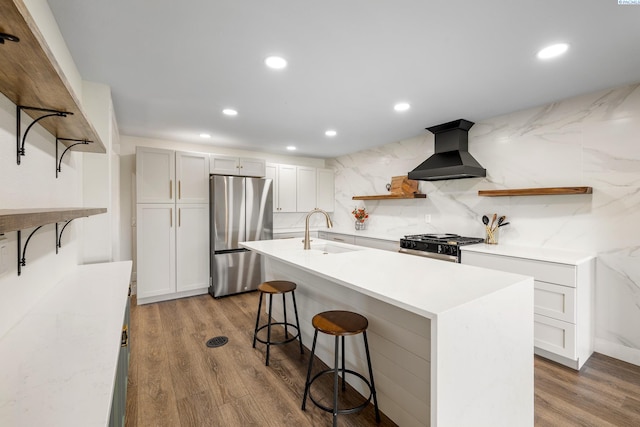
[0,261,133,427]
[461,243,595,265]
[241,239,530,318]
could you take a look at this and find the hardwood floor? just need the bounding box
[126,292,640,427]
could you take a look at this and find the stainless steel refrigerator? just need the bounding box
[209,175,273,298]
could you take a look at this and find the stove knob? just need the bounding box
[411,241,417,248]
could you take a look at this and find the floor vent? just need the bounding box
[206,336,229,348]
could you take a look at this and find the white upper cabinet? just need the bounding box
[136,147,175,203]
[296,166,317,212]
[210,154,265,177]
[316,168,335,212]
[176,151,209,203]
[267,163,335,213]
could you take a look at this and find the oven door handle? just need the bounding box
[398,248,459,262]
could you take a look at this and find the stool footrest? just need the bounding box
[254,322,301,346]
[308,369,373,415]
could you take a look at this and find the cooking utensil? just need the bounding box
[482,215,489,226]
[489,213,497,230]
[496,215,506,227]
[498,222,510,227]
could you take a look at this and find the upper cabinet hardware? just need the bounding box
[56,138,92,177]
[0,32,20,44]
[55,219,75,253]
[17,106,72,165]
[17,225,44,276]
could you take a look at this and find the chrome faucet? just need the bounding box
[304,208,333,249]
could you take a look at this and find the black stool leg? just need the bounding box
[363,331,380,423]
[252,291,263,348]
[341,335,346,391]
[291,291,304,354]
[302,329,319,410]
[283,293,289,338]
[266,294,273,366]
[333,335,339,427]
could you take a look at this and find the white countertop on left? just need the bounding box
[0,261,133,427]
[242,238,529,318]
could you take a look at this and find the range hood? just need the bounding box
[408,119,486,181]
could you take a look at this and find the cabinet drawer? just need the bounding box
[534,281,575,323]
[462,251,576,287]
[534,314,576,359]
[318,232,355,244]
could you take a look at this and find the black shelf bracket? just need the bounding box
[56,138,92,178]
[17,225,44,276]
[17,105,73,165]
[55,220,75,253]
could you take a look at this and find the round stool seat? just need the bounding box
[312,310,368,336]
[258,280,297,294]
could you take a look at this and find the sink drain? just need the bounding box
[206,336,229,348]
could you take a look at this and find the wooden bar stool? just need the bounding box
[302,310,380,426]
[252,280,303,366]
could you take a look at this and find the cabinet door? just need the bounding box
[296,166,317,212]
[210,154,239,175]
[176,151,209,203]
[316,168,335,212]
[239,158,266,177]
[265,163,279,212]
[534,281,576,323]
[176,204,210,292]
[136,204,175,299]
[136,147,175,203]
[278,164,297,212]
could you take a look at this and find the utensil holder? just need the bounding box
[485,226,499,244]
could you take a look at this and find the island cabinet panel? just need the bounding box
[461,245,595,370]
[243,238,534,427]
[317,231,355,244]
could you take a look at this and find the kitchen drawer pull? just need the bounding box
[169,180,173,199]
[333,238,344,242]
[178,180,181,199]
[179,208,181,227]
[170,208,173,227]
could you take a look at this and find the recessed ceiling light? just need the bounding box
[325,130,337,137]
[286,146,296,151]
[394,102,411,112]
[199,133,211,139]
[222,108,238,116]
[265,56,287,69]
[537,43,569,60]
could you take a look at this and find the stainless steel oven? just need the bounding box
[399,234,484,263]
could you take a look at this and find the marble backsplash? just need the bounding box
[324,82,640,365]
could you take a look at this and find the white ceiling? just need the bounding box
[47,0,640,158]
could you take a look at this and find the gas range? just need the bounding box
[399,233,484,262]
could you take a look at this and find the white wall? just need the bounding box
[327,82,640,366]
[0,92,83,339]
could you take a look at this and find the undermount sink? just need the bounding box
[309,243,362,254]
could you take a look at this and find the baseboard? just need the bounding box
[137,287,208,305]
[595,338,640,367]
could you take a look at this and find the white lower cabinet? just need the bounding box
[137,203,209,304]
[136,204,175,299]
[461,246,595,370]
[176,204,209,292]
[317,231,355,244]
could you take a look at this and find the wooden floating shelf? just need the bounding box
[0,0,105,153]
[352,194,427,200]
[0,208,107,234]
[478,187,593,197]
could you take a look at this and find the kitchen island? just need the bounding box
[241,238,534,427]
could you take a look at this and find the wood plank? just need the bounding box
[352,194,426,200]
[0,0,104,151]
[0,207,106,233]
[478,187,593,197]
[135,303,182,426]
